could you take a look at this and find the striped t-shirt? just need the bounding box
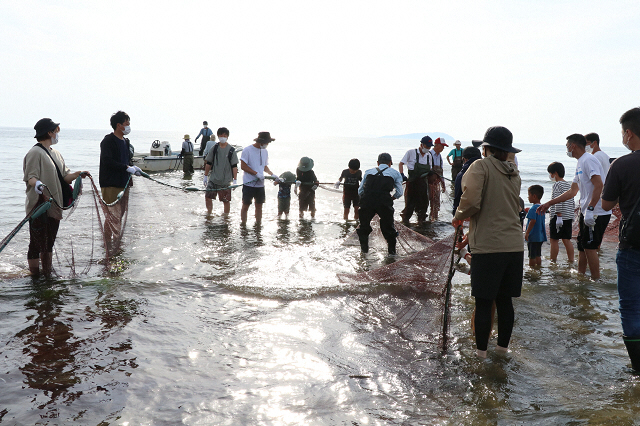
[549,180,575,218]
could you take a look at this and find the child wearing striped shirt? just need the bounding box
[547,162,575,263]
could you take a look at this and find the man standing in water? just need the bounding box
[357,153,403,255]
[240,132,279,225]
[452,126,523,358]
[447,140,464,181]
[428,138,447,222]
[195,121,213,156]
[204,127,237,216]
[538,134,611,279]
[399,136,433,224]
[585,133,610,181]
[601,107,640,371]
[99,111,141,204]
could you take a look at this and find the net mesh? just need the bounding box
[339,219,457,347]
[51,176,130,277]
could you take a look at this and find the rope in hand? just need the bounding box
[442,224,463,353]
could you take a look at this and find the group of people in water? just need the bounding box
[22,107,640,372]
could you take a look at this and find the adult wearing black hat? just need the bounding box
[195,121,213,156]
[23,118,89,276]
[399,136,433,224]
[452,126,523,358]
[356,153,404,255]
[240,132,280,225]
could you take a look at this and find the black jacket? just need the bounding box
[99,133,132,188]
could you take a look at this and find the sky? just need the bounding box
[1,0,639,144]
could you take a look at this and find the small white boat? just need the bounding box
[132,140,205,172]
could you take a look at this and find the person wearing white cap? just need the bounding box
[447,140,464,181]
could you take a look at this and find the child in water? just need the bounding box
[525,185,547,267]
[547,162,575,263]
[296,157,319,218]
[274,171,295,218]
[335,158,362,220]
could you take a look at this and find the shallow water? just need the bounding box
[1,127,638,425]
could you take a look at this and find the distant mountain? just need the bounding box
[381,132,456,142]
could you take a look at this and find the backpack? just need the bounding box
[620,195,640,248]
[209,143,236,167]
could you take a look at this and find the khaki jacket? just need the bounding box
[454,155,523,254]
[23,145,69,219]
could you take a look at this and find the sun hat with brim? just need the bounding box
[471,140,483,148]
[454,140,461,146]
[34,118,59,139]
[297,157,314,172]
[420,136,433,147]
[183,134,190,139]
[254,131,275,143]
[279,171,296,184]
[480,126,521,153]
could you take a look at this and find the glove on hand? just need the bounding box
[233,179,237,185]
[272,174,280,183]
[401,173,408,182]
[256,171,264,180]
[34,180,44,195]
[555,215,563,231]
[311,185,318,191]
[295,180,302,190]
[133,166,142,176]
[203,175,208,187]
[584,209,596,227]
[126,166,137,174]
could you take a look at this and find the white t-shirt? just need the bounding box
[593,150,610,181]
[572,152,610,215]
[400,148,432,170]
[240,144,268,187]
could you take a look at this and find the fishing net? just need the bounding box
[339,219,457,347]
[50,176,130,277]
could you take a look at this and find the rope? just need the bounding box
[139,170,270,192]
[441,225,462,353]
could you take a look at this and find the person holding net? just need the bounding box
[23,118,89,276]
[452,126,523,358]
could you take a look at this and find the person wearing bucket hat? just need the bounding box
[427,138,448,222]
[195,121,213,156]
[399,136,433,225]
[356,153,403,255]
[452,126,523,359]
[274,171,296,218]
[180,134,195,175]
[24,119,89,276]
[296,157,319,218]
[240,132,279,225]
[447,140,464,181]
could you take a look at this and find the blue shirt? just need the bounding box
[278,183,292,198]
[526,203,547,243]
[358,164,403,199]
[196,127,213,141]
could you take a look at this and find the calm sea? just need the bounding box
[0,126,637,425]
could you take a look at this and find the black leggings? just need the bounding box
[475,295,514,351]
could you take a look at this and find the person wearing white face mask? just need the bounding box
[99,110,140,204]
[585,132,610,182]
[399,136,433,224]
[195,121,214,156]
[538,133,611,279]
[204,127,238,215]
[23,118,89,276]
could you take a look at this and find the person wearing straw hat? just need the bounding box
[180,134,195,175]
[23,118,89,276]
[296,156,319,219]
[452,126,523,359]
[447,140,464,181]
[240,132,280,225]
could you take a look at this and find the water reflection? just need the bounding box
[297,219,315,245]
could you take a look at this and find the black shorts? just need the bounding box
[549,216,573,240]
[577,213,611,251]
[470,251,524,300]
[527,241,543,259]
[242,185,266,205]
[343,192,360,209]
[278,197,290,214]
